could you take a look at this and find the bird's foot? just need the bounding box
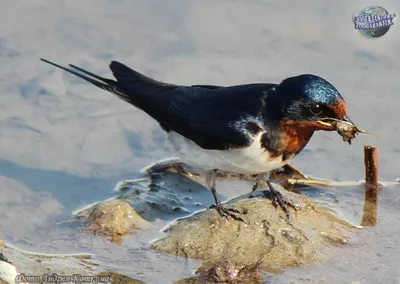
[262,183,297,219]
[209,202,245,223]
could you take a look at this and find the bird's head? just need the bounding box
[261,74,358,160]
[268,74,354,131]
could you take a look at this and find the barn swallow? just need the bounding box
[40,58,356,222]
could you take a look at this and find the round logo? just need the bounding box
[353,6,396,38]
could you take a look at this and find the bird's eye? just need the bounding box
[309,104,323,115]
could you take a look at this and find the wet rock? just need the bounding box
[0,252,22,284]
[82,199,150,244]
[152,188,352,271]
[0,242,101,283]
[177,260,265,283]
[96,272,145,284]
[114,172,216,222]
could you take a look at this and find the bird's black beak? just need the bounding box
[316,115,357,130]
[341,115,357,127]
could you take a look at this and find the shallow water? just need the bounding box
[1,1,400,283]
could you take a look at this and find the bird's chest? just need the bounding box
[167,131,288,174]
[279,127,314,157]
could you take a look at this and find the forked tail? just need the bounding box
[40,58,179,118]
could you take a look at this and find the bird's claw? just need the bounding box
[262,186,297,219]
[209,203,245,223]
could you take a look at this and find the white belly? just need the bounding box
[166,131,289,174]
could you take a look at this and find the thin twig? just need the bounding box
[287,178,399,187]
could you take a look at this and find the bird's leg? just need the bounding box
[251,174,265,192]
[206,170,244,222]
[254,173,297,218]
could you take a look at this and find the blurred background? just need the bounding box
[0,1,399,283]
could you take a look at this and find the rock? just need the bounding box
[176,260,265,283]
[96,272,145,284]
[152,188,353,271]
[0,253,21,284]
[0,245,102,283]
[85,199,150,244]
[0,252,33,284]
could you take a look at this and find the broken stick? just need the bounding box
[361,145,378,227]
